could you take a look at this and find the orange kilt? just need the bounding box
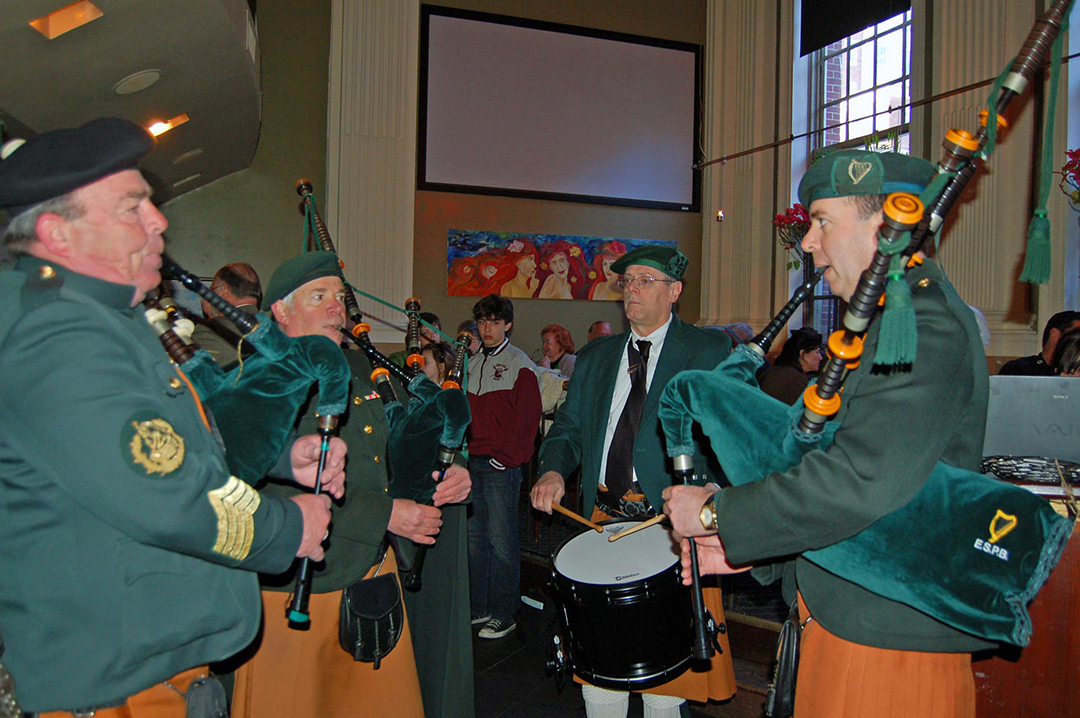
[232,549,424,718]
[571,506,737,703]
[37,666,209,718]
[794,593,975,718]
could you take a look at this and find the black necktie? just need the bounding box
[604,339,651,498]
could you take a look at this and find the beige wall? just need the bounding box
[413,0,707,358]
[160,0,332,283]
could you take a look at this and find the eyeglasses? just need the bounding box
[616,275,675,290]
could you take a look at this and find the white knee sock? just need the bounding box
[581,684,630,718]
[641,692,685,718]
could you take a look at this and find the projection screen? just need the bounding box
[419,6,701,211]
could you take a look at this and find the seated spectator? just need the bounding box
[758,327,823,405]
[1052,327,1080,376]
[390,311,442,369]
[191,262,262,367]
[586,320,613,343]
[724,322,755,345]
[457,319,481,356]
[538,323,576,378]
[421,341,456,385]
[1000,310,1080,376]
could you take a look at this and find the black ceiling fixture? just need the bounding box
[800,0,910,56]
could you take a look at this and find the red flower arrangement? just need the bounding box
[1060,148,1080,211]
[773,203,810,271]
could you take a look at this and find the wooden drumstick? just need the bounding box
[607,514,668,542]
[552,503,604,533]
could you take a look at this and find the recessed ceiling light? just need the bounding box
[148,114,190,137]
[114,70,161,95]
[172,148,204,165]
[30,1,103,40]
[173,174,203,188]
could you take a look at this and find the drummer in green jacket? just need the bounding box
[0,119,339,716]
[664,150,993,718]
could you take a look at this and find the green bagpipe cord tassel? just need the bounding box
[1019,210,1052,284]
[874,253,917,368]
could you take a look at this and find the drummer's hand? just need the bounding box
[291,435,347,499]
[432,464,471,506]
[680,536,751,584]
[531,471,565,513]
[661,484,715,539]
[389,499,442,545]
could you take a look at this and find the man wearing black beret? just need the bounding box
[532,245,736,718]
[0,118,342,717]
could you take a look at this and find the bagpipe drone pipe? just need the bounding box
[294,180,471,533]
[147,257,350,483]
[659,0,1075,647]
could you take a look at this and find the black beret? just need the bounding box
[0,118,154,217]
[264,251,345,307]
[610,245,688,280]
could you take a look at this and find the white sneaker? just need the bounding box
[471,614,491,626]
[479,618,516,639]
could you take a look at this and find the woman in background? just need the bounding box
[538,324,576,378]
[537,240,590,300]
[758,327,823,405]
[1052,327,1080,376]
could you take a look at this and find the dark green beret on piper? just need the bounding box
[0,118,154,217]
[798,150,937,207]
[263,251,345,306]
[610,245,688,280]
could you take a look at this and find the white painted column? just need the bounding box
[326,0,420,342]
[700,0,796,329]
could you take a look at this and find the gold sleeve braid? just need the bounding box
[207,476,261,561]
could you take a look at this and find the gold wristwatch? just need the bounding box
[699,495,718,531]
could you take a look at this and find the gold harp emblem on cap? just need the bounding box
[848,159,873,185]
[129,418,185,475]
[208,476,261,561]
[988,509,1018,544]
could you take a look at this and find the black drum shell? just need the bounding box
[551,521,694,691]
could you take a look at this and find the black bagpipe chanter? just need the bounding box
[294,180,472,588]
[659,0,1075,649]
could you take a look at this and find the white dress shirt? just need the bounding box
[597,315,672,490]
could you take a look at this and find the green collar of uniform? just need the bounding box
[14,254,139,312]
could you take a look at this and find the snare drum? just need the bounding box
[551,520,694,691]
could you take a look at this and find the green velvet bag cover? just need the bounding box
[190,315,350,482]
[386,376,471,505]
[659,345,1072,645]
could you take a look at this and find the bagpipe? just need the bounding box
[660,0,1074,647]
[295,180,472,587]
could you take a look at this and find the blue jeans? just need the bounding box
[467,457,522,624]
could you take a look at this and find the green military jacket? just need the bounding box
[0,256,303,712]
[715,259,995,652]
[260,349,395,593]
[190,304,259,368]
[539,313,732,512]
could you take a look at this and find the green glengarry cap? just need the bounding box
[264,251,344,306]
[610,245,687,280]
[798,150,937,207]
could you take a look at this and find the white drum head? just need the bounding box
[554,521,679,585]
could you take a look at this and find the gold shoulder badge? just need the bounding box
[126,416,185,475]
[207,476,261,561]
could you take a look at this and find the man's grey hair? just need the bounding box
[2,192,85,255]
